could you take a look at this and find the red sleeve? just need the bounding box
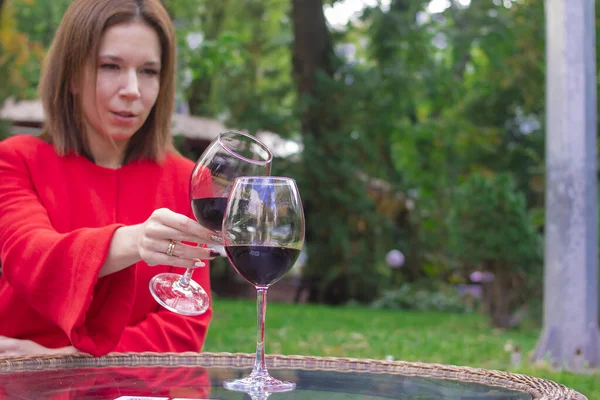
[115,156,214,353]
[0,142,136,356]
[115,263,213,353]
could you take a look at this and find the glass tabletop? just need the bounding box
[0,357,531,400]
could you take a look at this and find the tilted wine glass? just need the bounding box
[222,176,305,393]
[149,130,273,316]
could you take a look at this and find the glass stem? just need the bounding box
[178,268,193,288]
[254,287,268,376]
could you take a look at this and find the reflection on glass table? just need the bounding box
[0,353,586,400]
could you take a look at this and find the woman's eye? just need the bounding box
[142,69,160,76]
[100,63,119,70]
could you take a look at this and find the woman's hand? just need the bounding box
[100,208,220,278]
[0,336,78,357]
[136,208,220,269]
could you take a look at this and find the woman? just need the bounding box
[0,0,217,357]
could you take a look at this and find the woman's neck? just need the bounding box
[86,134,128,169]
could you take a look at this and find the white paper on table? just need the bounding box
[113,397,169,400]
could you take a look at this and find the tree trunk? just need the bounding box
[291,0,335,137]
[488,271,514,329]
[291,0,342,302]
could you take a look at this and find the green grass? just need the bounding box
[204,298,600,399]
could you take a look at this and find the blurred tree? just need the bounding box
[165,0,231,117]
[0,0,70,100]
[291,0,392,304]
[355,0,546,290]
[11,0,69,47]
[183,1,227,117]
[166,0,294,136]
[448,172,542,328]
[291,0,335,136]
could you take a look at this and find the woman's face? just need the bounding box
[80,21,162,145]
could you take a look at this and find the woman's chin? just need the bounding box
[109,133,136,142]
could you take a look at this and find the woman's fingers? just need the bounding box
[139,208,224,268]
[143,251,207,269]
[150,208,221,245]
[148,238,218,261]
[0,336,17,354]
[145,223,205,244]
[138,239,216,268]
[0,336,52,357]
[152,208,203,235]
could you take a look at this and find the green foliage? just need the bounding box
[343,0,548,296]
[296,130,394,304]
[292,56,397,304]
[371,281,477,313]
[0,0,70,100]
[447,172,542,327]
[0,119,11,141]
[11,0,69,48]
[448,172,541,274]
[169,0,295,135]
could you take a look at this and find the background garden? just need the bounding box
[1,0,599,397]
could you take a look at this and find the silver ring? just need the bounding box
[167,240,176,257]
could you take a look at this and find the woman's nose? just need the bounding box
[120,69,141,98]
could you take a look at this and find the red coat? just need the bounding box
[0,135,212,356]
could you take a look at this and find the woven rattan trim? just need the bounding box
[0,352,587,400]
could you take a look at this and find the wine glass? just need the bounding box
[149,130,273,316]
[222,176,305,393]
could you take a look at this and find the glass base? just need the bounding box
[224,372,296,394]
[149,272,209,316]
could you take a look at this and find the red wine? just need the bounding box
[191,197,228,232]
[225,245,300,287]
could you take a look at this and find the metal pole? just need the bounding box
[532,0,599,370]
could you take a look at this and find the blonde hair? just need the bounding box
[39,0,177,162]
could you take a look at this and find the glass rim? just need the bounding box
[216,130,273,166]
[233,176,297,184]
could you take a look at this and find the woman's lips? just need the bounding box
[111,111,137,126]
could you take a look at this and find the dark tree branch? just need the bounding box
[291,0,336,137]
[449,0,473,80]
